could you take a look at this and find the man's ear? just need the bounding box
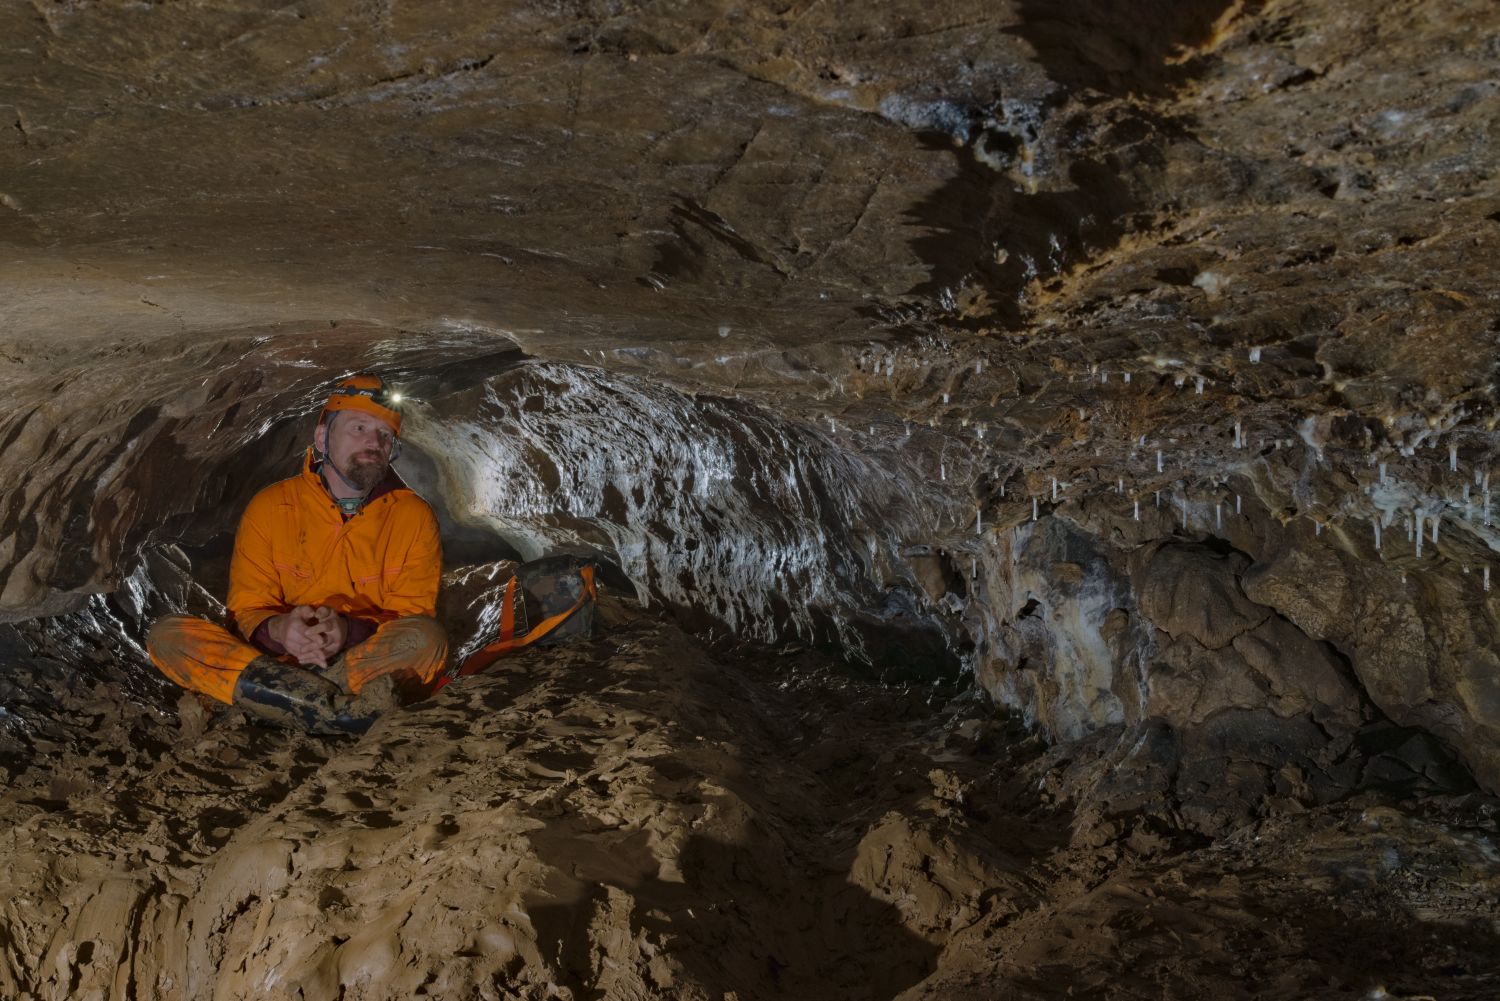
[314,421,328,455]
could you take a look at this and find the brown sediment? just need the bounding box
[1,594,1496,1000]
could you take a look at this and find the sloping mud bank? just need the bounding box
[1,595,1496,1000]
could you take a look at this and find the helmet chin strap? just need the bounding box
[323,454,369,495]
[317,413,374,506]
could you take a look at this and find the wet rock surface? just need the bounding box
[3,0,1500,995]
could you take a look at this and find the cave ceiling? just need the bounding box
[5,0,1487,386]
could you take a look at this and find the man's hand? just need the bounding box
[267,605,347,668]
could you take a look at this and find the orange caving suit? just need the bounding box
[148,450,447,704]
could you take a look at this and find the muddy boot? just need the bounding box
[232,656,380,736]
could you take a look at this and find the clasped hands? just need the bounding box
[267,605,347,669]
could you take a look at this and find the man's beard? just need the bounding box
[340,451,388,492]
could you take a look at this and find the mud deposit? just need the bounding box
[0,593,1493,1001]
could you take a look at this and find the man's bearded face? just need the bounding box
[342,448,388,492]
[321,412,396,492]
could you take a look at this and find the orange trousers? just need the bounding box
[147,614,449,705]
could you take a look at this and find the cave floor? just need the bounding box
[1,598,1498,1001]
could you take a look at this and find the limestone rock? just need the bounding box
[974,520,1144,742]
[1143,636,1271,728]
[1132,543,1270,650]
[1175,710,1339,835]
[1242,543,1500,789]
[1138,612,1360,731]
[1230,617,1363,730]
[1241,546,1353,643]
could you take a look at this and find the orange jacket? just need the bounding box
[227,449,442,641]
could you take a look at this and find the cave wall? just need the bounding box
[954,479,1497,810]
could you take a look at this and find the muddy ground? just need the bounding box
[1,593,1498,1001]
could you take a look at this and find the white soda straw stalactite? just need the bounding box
[1415,510,1425,557]
[1179,496,1188,528]
[1432,514,1440,544]
[1195,376,1205,395]
[976,509,982,535]
[1373,519,1382,551]
[1156,449,1164,473]
[1052,477,1058,501]
[1315,520,1323,536]
[1451,443,1458,472]
[1134,498,1140,520]
[1234,422,1243,449]
[1032,496,1039,521]
[1485,566,1491,592]
[1216,503,1223,530]
[1236,494,1242,514]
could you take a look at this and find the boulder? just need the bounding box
[1132,543,1269,650]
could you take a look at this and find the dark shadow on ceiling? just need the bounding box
[1006,0,1253,99]
[888,0,1253,332]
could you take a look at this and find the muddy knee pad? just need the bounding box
[347,616,449,695]
[145,614,262,704]
[147,614,218,693]
[389,615,449,679]
[145,613,199,664]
